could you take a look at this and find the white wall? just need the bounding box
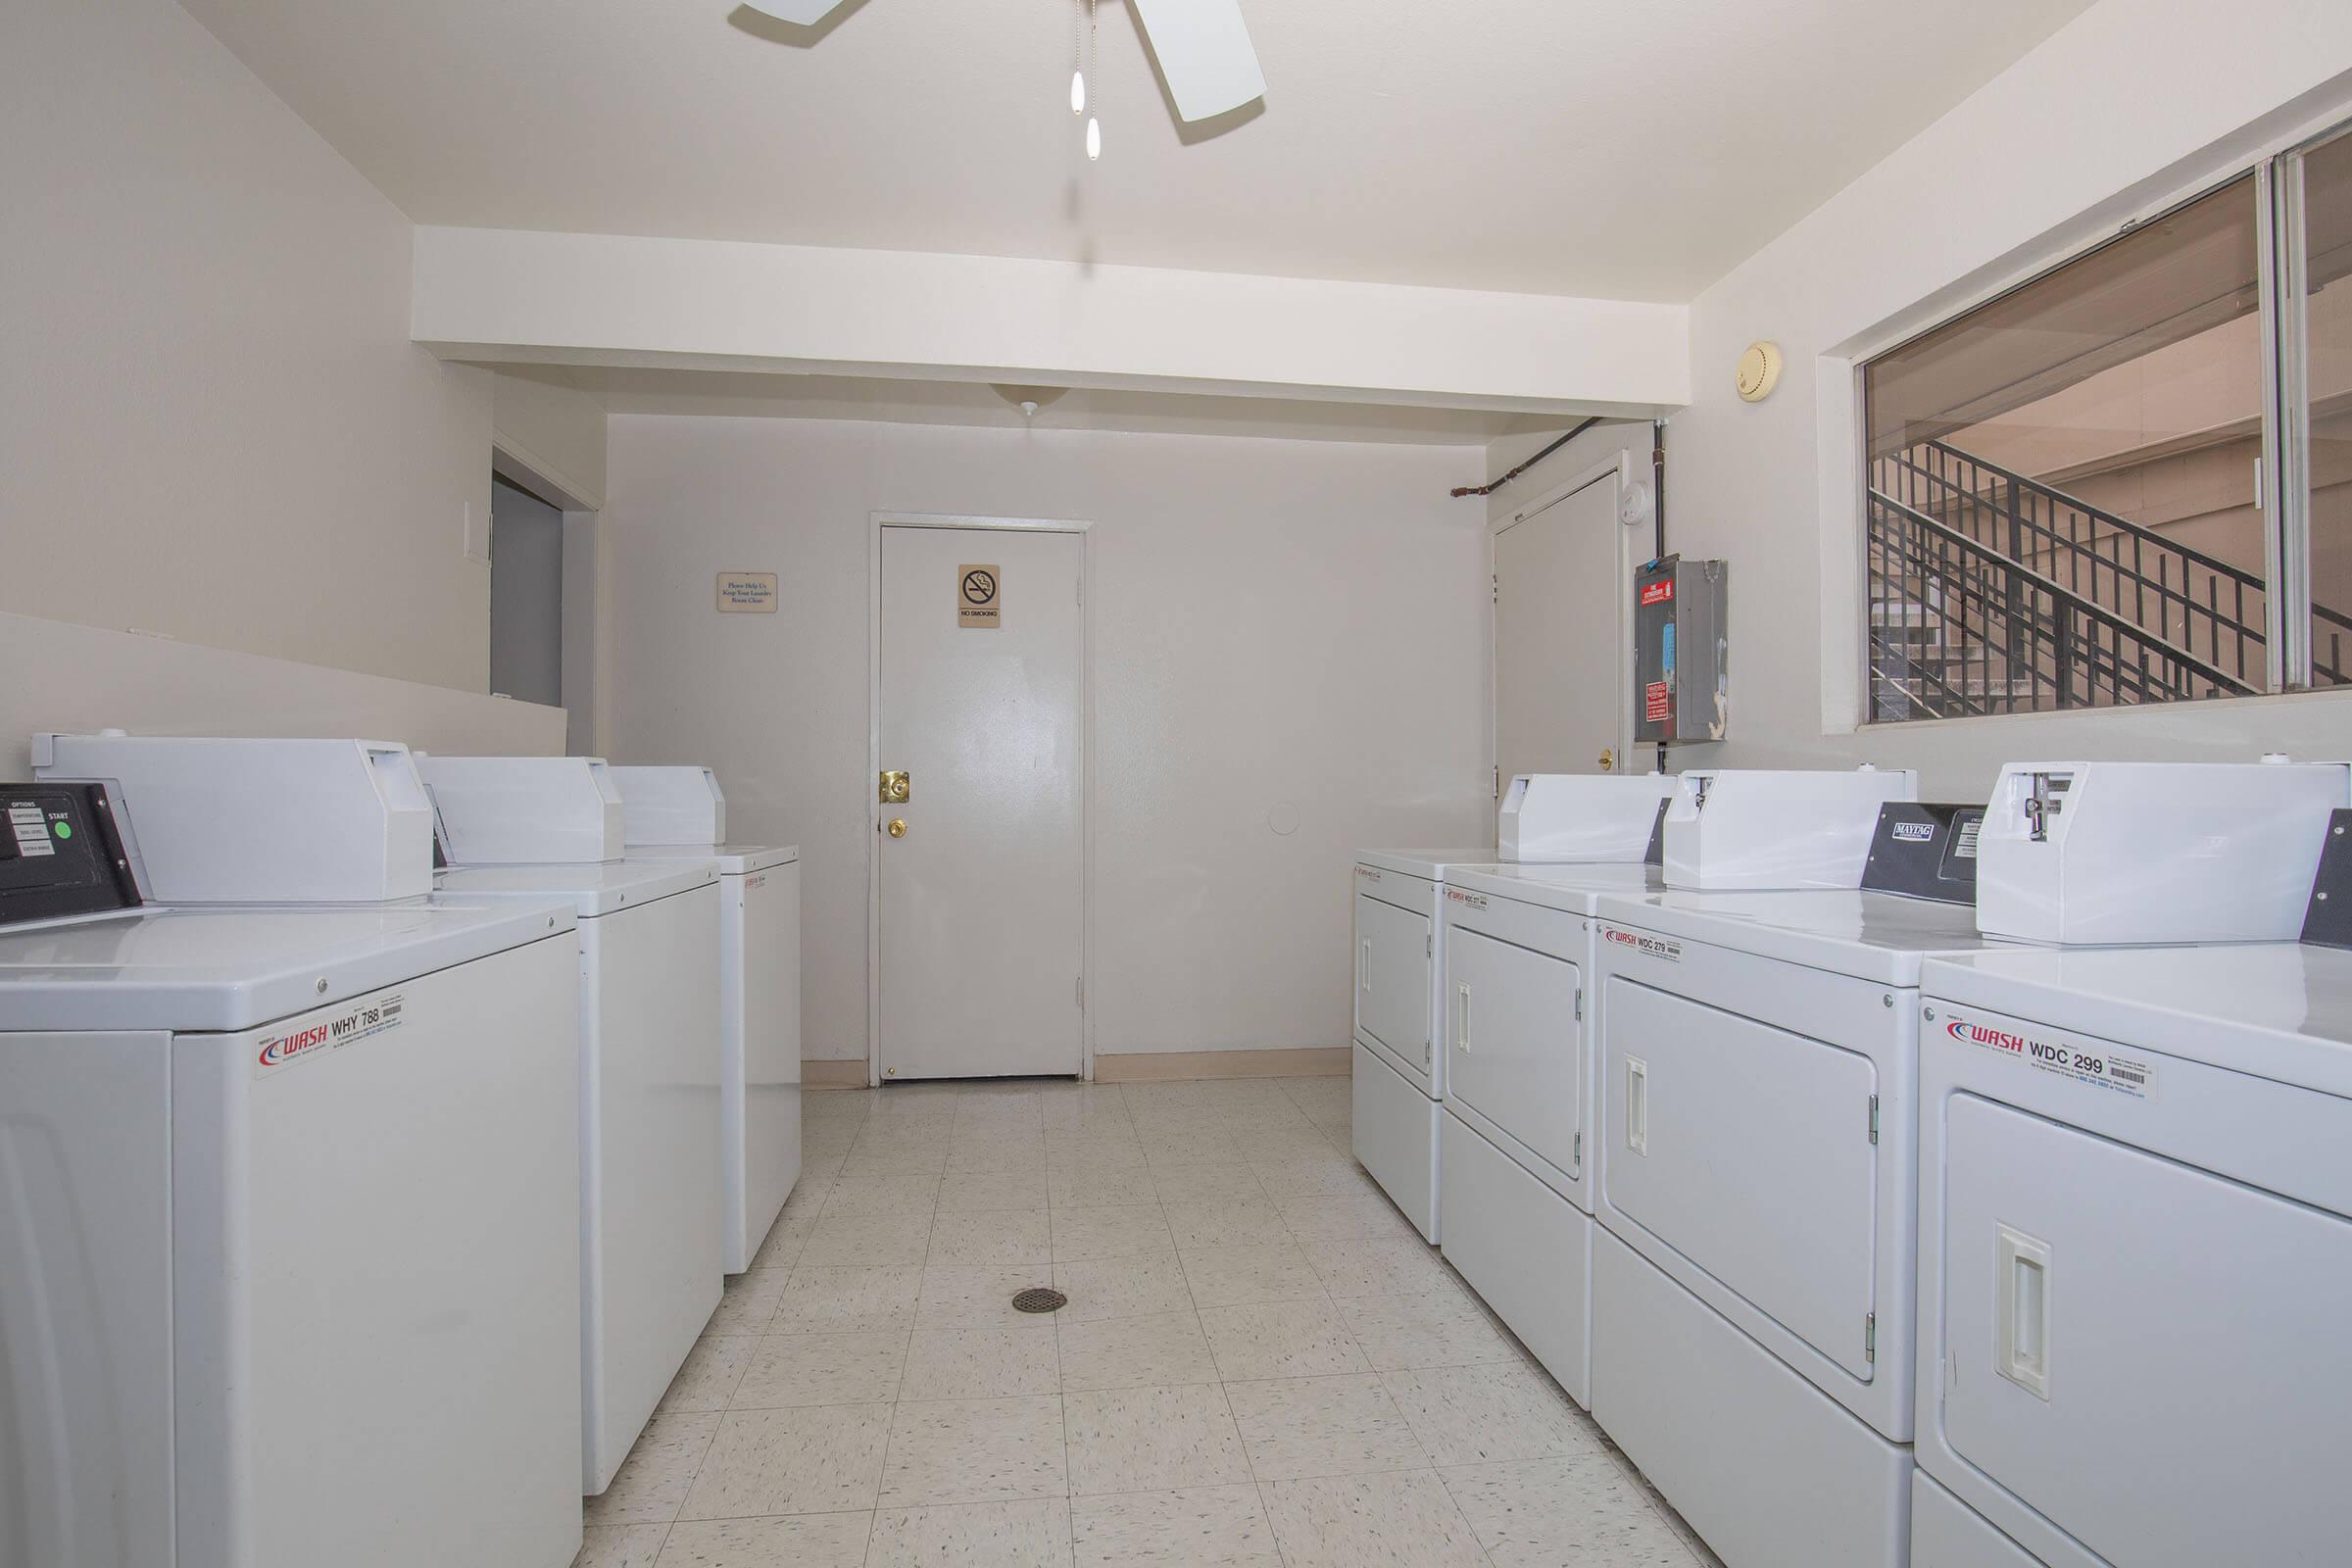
[492,368,609,512]
[1,0,493,694]
[1665,0,2352,801]
[605,416,1490,1062]
[0,613,563,780]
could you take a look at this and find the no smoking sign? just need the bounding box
[957,564,1002,628]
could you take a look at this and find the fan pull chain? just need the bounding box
[1085,0,1102,160]
[1069,0,1085,114]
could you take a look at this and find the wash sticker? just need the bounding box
[1602,926,1682,963]
[1444,888,1488,909]
[256,992,406,1079]
[1944,1015,2155,1102]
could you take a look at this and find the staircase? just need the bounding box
[1866,439,2351,721]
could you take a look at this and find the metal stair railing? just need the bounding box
[1876,437,2351,689]
[1867,490,2259,720]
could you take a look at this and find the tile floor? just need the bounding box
[577,1074,1720,1568]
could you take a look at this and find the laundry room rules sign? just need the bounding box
[716,571,777,612]
[958,564,1002,628]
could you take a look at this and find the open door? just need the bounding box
[1493,452,1644,784]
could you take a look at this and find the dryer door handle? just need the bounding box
[1995,1224,2053,1399]
[1358,939,1371,997]
[1625,1056,1649,1154]
[1454,981,1472,1052]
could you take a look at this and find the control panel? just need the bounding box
[2304,808,2352,952]
[1860,802,1984,905]
[0,782,142,927]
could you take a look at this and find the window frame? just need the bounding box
[1850,114,2352,727]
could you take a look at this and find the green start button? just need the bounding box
[54,821,72,840]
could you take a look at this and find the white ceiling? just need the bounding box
[182,0,2092,302]
[538,365,1557,445]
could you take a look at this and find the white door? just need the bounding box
[1494,472,1636,782]
[877,523,1085,1079]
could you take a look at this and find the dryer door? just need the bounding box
[1353,890,1432,1075]
[1601,977,1880,1380]
[1445,924,1584,1183]
[1938,1092,2352,1565]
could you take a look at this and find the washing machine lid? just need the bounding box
[436,858,719,916]
[1593,887,2008,985]
[1355,848,1496,881]
[0,900,577,1032]
[628,843,798,875]
[1921,943,2352,1098]
[1446,861,1663,915]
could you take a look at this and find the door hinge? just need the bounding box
[1492,572,1499,606]
[1493,765,1501,800]
[1573,1130,1583,1170]
[1865,1312,1877,1364]
[1867,1095,1880,1145]
[1075,976,1085,1010]
[1574,987,1585,1022]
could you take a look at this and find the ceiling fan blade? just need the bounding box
[739,0,858,24]
[1129,0,1266,122]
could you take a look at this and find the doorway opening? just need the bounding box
[489,475,564,709]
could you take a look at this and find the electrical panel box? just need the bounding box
[1633,556,1728,746]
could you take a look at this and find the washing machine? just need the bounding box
[1906,795,2352,1568]
[4,743,585,1568]
[612,764,802,1274]
[1433,858,1662,1408]
[1351,773,1675,1244]
[422,755,723,1495]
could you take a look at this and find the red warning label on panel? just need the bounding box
[1644,681,1672,723]
[1640,580,1675,606]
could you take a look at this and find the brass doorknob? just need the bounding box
[1598,749,1616,772]
[886,818,907,838]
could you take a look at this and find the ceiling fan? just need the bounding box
[739,0,1266,126]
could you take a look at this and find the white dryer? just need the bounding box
[1434,859,1661,1408]
[1,759,585,1568]
[1909,809,2352,1568]
[424,756,724,1495]
[1587,800,1996,1568]
[612,764,802,1275]
[1350,847,1491,1244]
[1350,771,1675,1245]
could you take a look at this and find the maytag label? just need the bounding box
[1602,926,1682,963]
[1944,1015,2156,1102]
[256,992,406,1079]
[1891,820,1936,843]
[1444,888,1488,909]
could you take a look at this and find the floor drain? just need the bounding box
[1011,1287,1067,1314]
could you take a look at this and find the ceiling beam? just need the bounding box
[411,226,1689,417]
